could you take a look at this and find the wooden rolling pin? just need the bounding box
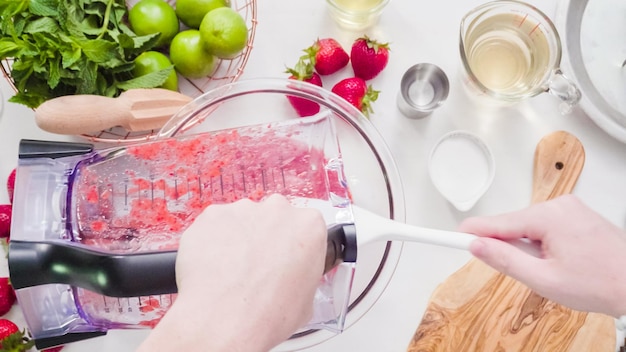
[35,88,192,134]
[407,131,615,351]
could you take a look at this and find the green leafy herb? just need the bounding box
[0,0,171,108]
[0,329,35,352]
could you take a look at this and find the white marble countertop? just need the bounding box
[1,0,625,350]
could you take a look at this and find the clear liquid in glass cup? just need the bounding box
[460,0,580,112]
[326,0,390,30]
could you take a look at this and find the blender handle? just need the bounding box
[9,224,359,297]
[9,240,178,297]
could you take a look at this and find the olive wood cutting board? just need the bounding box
[407,131,616,351]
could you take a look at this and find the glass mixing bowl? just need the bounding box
[555,0,626,143]
[159,77,406,350]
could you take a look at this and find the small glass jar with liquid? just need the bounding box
[326,0,390,30]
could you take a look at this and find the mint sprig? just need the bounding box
[0,0,167,109]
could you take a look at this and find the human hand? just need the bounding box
[460,194,626,317]
[138,194,327,352]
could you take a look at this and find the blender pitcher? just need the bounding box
[8,113,357,349]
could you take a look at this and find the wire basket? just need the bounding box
[1,0,257,144]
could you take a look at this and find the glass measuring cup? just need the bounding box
[459,0,581,113]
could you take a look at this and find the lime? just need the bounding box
[170,30,218,79]
[199,7,248,59]
[129,0,179,48]
[175,0,230,29]
[133,51,178,91]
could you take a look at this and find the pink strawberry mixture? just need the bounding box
[75,125,343,253]
[72,121,349,327]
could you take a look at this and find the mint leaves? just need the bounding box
[0,0,172,108]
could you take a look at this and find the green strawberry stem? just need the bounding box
[302,40,320,67]
[361,35,390,53]
[361,85,380,117]
[1,330,35,352]
[285,55,315,81]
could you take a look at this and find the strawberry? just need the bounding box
[42,346,65,352]
[6,169,15,204]
[0,319,18,340]
[331,77,379,116]
[304,38,349,75]
[350,36,390,80]
[0,319,34,351]
[0,278,16,317]
[285,56,323,117]
[0,205,11,238]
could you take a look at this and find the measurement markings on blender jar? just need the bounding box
[124,178,129,209]
[99,294,175,314]
[67,120,341,331]
[97,166,297,218]
[150,176,155,204]
[258,168,265,192]
[100,295,130,314]
[197,172,203,202]
[241,168,247,194]
[78,163,301,239]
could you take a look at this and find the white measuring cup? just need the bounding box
[428,131,496,211]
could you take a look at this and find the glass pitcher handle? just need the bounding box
[547,68,581,114]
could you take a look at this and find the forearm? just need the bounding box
[137,293,281,352]
[605,271,626,318]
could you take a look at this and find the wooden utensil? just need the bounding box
[407,131,615,351]
[35,88,192,134]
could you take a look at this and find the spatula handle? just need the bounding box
[353,206,542,257]
[35,94,132,135]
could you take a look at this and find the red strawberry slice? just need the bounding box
[0,278,16,317]
[0,205,10,239]
[6,169,15,204]
[331,77,379,116]
[0,319,34,350]
[305,38,349,75]
[350,36,390,81]
[0,319,18,340]
[286,56,323,117]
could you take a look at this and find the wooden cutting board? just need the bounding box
[407,131,616,351]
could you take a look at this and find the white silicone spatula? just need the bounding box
[350,205,541,256]
[35,88,192,134]
[295,198,542,273]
